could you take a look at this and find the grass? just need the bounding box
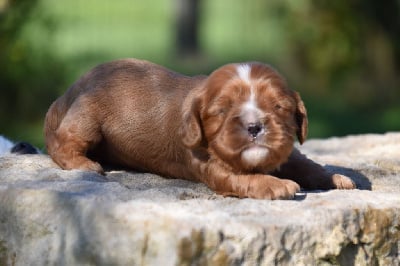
[40,0,173,80]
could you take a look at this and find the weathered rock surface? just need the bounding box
[0,133,399,265]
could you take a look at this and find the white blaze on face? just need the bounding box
[237,64,252,84]
[236,64,263,124]
[236,64,269,166]
[242,91,260,123]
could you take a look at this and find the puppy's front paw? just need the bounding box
[332,174,356,189]
[249,176,300,200]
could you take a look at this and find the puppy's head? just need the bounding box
[182,62,307,172]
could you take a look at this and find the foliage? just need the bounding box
[0,0,66,145]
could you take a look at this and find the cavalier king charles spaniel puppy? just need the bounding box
[45,59,355,199]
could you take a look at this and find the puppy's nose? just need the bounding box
[247,122,264,138]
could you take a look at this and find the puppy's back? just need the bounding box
[45,59,190,133]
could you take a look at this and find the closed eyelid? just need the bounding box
[279,98,295,108]
[211,96,232,107]
[207,98,232,115]
[265,94,293,107]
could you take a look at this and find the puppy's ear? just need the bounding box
[293,91,308,144]
[181,96,204,148]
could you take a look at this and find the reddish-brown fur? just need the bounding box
[44,59,355,199]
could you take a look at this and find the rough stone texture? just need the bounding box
[0,133,399,265]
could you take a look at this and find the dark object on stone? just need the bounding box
[11,141,39,155]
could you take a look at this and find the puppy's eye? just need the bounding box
[216,108,227,116]
[274,104,282,110]
[208,107,227,117]
[208,98,232,117]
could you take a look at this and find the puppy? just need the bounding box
[44,59,355,199]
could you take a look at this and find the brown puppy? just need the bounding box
[44,59,355,199]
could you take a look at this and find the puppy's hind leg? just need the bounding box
[275,149,355,190]
[46,108,104,174]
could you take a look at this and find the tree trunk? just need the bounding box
[175,0,200,57]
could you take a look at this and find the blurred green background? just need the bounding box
[1,0,399,149]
